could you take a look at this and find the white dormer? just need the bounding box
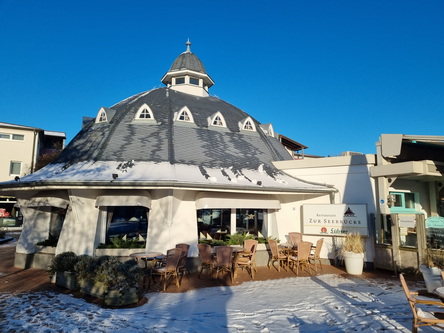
[161,40,215,97]
[208,111,226,128]
[95,107,116,124]
[260,123,275,137]
[174,106,194,123]
[239,117,257,132]
[135,103,155,122]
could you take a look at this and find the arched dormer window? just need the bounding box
[135,103,155,120]
[260,123,275,137]
[240,117,257,132]
[209,112,226,128]
[97,109,107,123]
[95,107,116,124]
[175,106,194,123]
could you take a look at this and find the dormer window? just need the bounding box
[98,110,107,122]
[174,106,194,123]
[240,117,257,132]
[95,107,116,123]
[135,104,154,120]
[209,112,226,128]
[260,124,275,137]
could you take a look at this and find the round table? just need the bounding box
[130,252,164,269]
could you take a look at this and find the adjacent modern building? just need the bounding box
[0,122,65,229]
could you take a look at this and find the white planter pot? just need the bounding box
[343,251,364,275]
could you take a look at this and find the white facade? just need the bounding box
[274,154,377,264]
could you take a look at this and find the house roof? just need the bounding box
[0,44,333,195]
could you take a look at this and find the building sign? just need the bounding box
[302,204,368,236]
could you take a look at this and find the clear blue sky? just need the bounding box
[1,1,443,157]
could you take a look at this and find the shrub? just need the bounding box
[97,236,145,249]
[94,257,142,291]
[48,251,80,278]
[74,255,142,292]
[36,233,59,247]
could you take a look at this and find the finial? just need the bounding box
[186,39,191,53]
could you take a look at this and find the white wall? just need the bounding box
[274,155,377,263]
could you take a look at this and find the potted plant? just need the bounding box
[341,232,365,275]
[48,251,81,290]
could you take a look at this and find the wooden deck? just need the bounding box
[0,246,52,293]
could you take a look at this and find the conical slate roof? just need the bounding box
[0,45,332,194]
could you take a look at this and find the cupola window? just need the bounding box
[190,77,199,85]
[240,117,257,132]
[135,104,155,120]
[175,77,185,85]
[174,106,194,123]
[209,112,226,128]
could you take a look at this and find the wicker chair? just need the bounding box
[288,241,313,275]
[288,232,303,246]
[400,273,444,333]
[309,238,324,271]
[197,243,215,278]
[175,243,190,278]
[268,239,288,272]
[215,246,234,282]
[151,248,182,291]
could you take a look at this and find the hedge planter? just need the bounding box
[80,280,140,306]
[105,288,140,307]
[55,272,79,290]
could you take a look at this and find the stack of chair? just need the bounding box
[268,238,288,272]
[234,239,258,279]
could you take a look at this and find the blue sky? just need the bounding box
[0,1,443,157]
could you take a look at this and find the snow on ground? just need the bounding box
[1,273,443,332]
[1,236,443,332]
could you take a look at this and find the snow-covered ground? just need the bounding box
[1,237,443,332]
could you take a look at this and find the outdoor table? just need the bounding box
[130,252,164,269]
[130,252,164,290]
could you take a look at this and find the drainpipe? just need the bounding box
[30,129,38,173]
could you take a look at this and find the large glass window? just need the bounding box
[197,209,231,240]
[106,206,148,242]
[236,209,264,235]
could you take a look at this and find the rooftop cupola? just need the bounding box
[161,40,215,97]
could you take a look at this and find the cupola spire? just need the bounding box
[161,40,215,97]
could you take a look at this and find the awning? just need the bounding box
[27,190,70,209]
[95,190,151,208]
[195,192,281,209]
